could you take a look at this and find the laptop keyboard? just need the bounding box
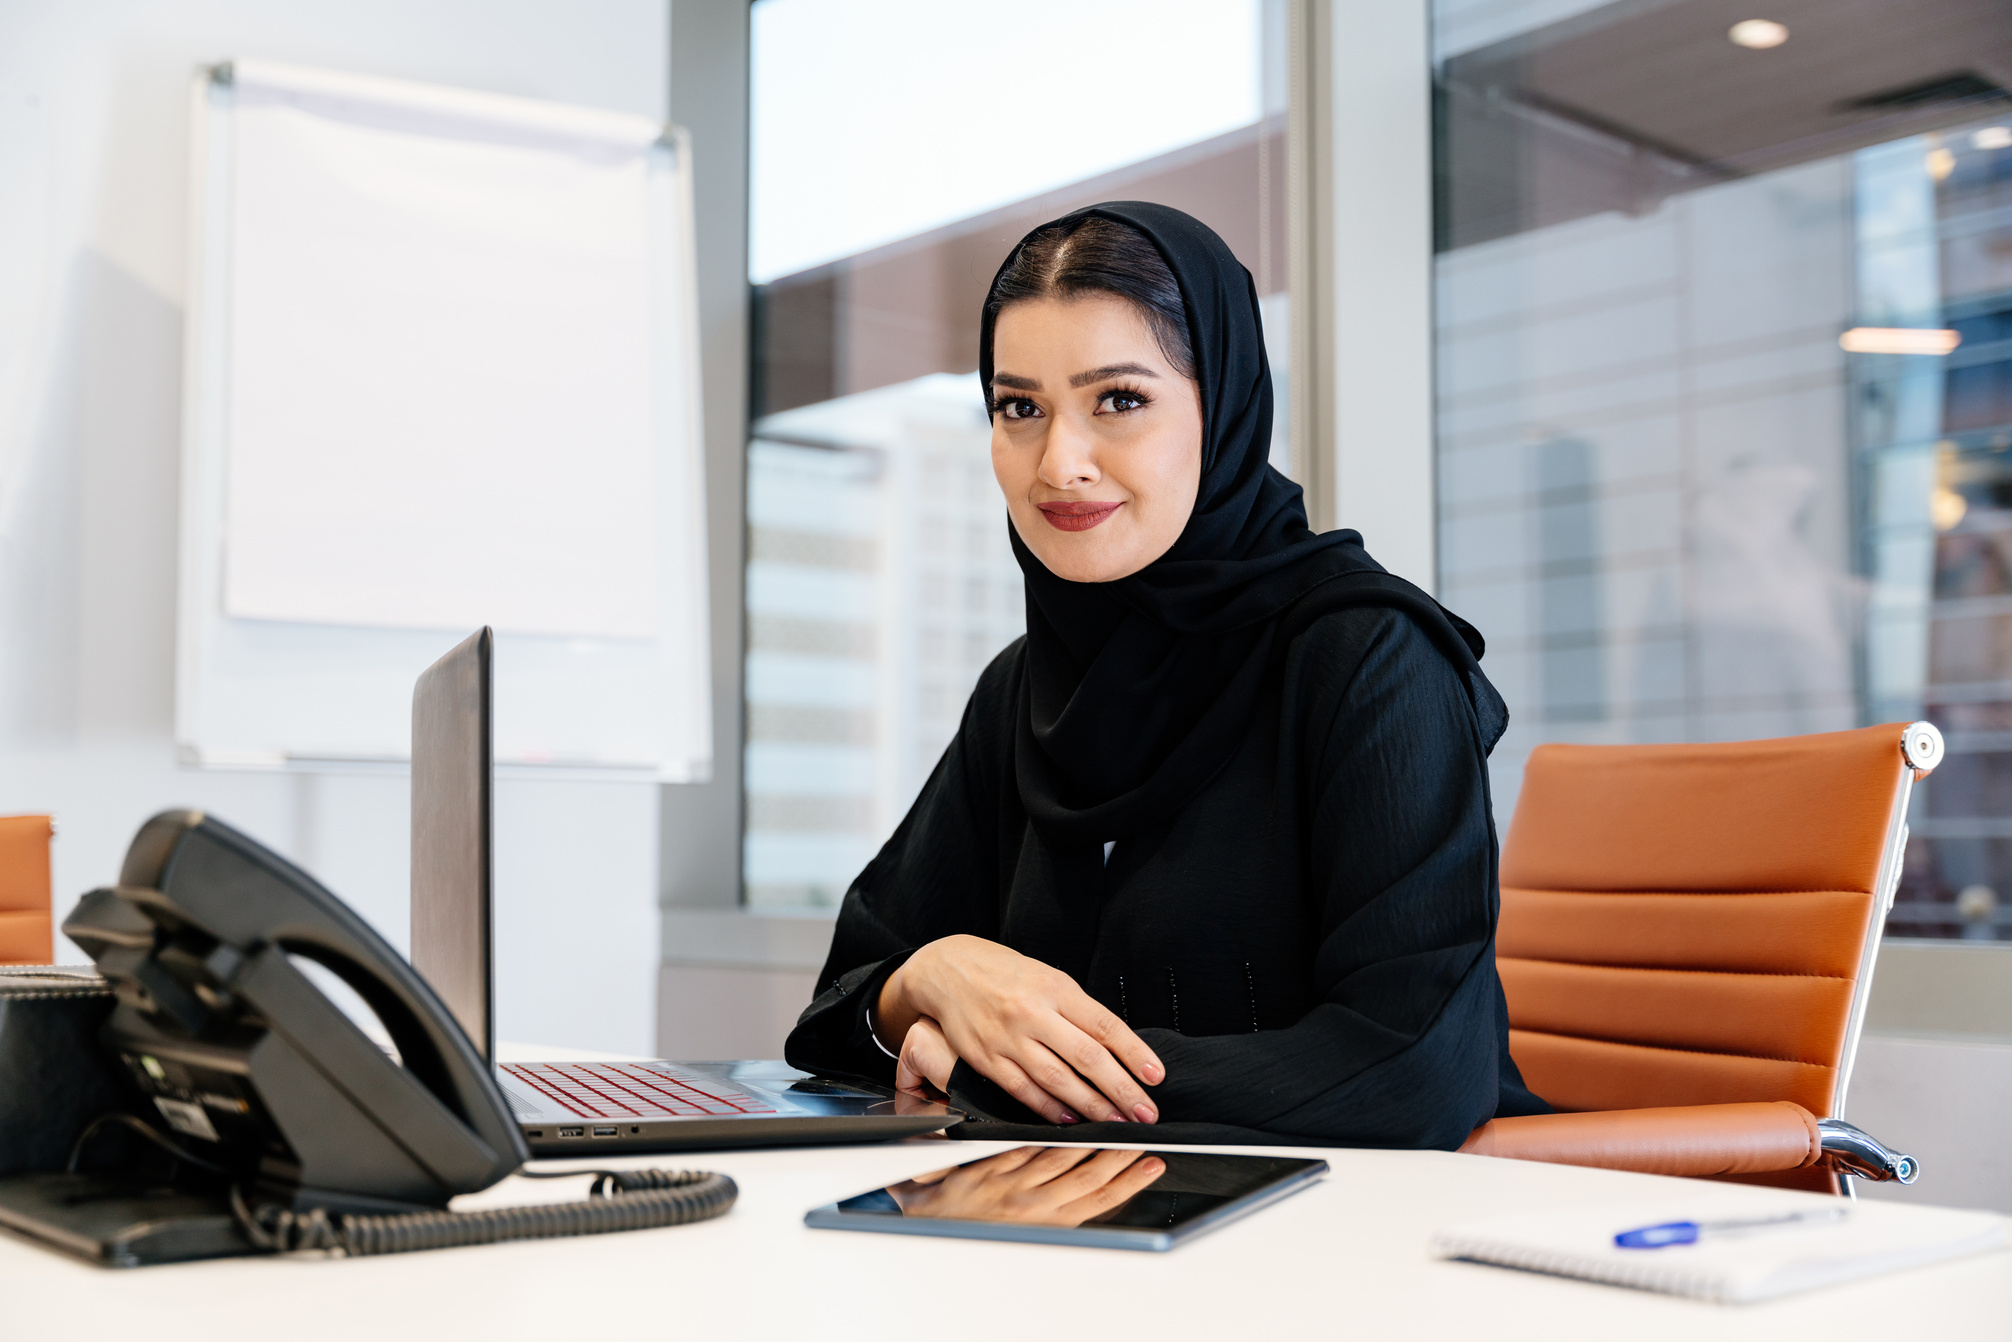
[503,1062,779,1120]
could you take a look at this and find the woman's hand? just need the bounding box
[878,934,1165,1125]
[886,1146,1166,1226]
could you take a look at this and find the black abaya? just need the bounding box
[782,202,1547,1147]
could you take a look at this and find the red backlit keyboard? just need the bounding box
[502,1062,779,1120]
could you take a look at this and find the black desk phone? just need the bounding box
[0,810,732,1266]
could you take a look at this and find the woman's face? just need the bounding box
[989,293,1203,584]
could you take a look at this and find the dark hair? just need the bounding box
[984,215,1195,382]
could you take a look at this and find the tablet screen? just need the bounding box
[822,1146,1324,1235]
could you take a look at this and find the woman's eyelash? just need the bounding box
[987,386,1151,416]
[1099,384,1153,411]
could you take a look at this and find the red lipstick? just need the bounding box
[1037,500,1123,532]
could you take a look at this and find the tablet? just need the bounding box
[803,1145,1328,1251]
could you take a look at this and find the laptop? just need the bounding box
[407,627,959,1153]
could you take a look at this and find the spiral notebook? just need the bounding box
[1431,1192,2006,1304]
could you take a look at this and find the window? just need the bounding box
[744,0,1290,908]
[1431,0,2012,938]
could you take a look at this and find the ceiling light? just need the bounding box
[1933,487,1969,532]
[1728,19,1788,49]
[1840,327,1962,355]
[1975,126,2012,151]
[1927,146,1956,181]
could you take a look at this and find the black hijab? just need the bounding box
[980,201,1503,848]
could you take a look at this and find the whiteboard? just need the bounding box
[178,60,710,778]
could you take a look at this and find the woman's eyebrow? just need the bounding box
[1069,362,1160,388]
[992,372,1040,390]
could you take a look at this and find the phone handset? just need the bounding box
[66,810,525,1210]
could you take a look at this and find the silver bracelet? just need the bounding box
[866,1004,901,1061]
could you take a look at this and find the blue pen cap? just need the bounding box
[1615,1221,1701,1249]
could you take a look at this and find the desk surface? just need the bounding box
[2,1134,2006,1340]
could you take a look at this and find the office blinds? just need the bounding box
[179,60,709,778]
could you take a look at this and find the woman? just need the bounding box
[784,201,1546,1147]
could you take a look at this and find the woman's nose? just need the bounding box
[1037,419,1099,489]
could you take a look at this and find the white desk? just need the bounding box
[2,1134,2006,1339]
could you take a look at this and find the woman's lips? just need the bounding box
[1037,500,1123,532]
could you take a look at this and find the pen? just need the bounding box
[1614,1207,1848,1249]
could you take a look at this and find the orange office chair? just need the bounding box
[0,814,55,965]
[1459,723,1940,1194]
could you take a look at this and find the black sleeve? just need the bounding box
[781,643,1023,1086]
[1131,609,1512,1148]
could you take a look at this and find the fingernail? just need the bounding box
[1143,1158,1165,1175]
[1143,1063,1164,1084]
[1134,1104,1157,1123]
[1058,1111,1079,1124]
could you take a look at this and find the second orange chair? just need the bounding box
[0,814,54,966]
[1460,722,1937,1193]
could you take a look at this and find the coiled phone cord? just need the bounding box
[231,1166,738,1256]
[70,1113,737,1257]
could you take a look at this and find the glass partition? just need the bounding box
[744,0,1290,908]
[1431,0,2012,938]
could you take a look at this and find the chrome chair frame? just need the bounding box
[1820,720,1943,1193]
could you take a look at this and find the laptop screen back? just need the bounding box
[409,627,494,1061]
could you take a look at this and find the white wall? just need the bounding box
[0,0,669,1056]
[1850,942,2012,1213]
[1849,1034,2012,1214]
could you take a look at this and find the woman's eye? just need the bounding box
[1099,390,1148,414]
[997,398,1041,421]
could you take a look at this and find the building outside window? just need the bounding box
[742,0,1290,908]
[1431,0,2012,939]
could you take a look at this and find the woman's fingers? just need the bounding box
[936,1146,1063,1203]
[896,934,1172,1127]
[1060,993,1166,1089]
[1026,1149,1163,1225]
[930,1008,1088,1125]
[1065,1152,1166,1220]
[894,1017,957,1101]
[1010,1145,1098,1188]
[1035,1145,1148,1200]
[999,1038,1137,1125]
[977,1146,1052,1179]
[980,1053,1082,1126]
[1044,1019,1159,1122]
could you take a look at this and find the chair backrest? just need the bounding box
[0,814,54,965]
[1496,723,1939,1120]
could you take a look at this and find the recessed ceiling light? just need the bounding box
[1975,126,2012,151]
[1729,19,1789,49]
[1933,486,1969,532]
[1839,327,1962,355]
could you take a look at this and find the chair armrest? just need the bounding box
[1817,1118,1919,1183]
[1458,1102,1822,1177]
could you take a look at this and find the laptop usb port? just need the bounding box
[591,1126,618,1137]
[558,1126,584,1138]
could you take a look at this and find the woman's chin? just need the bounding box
[1034,547,1146,584]
[1014,516,1165,583]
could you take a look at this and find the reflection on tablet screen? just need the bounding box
[834,1146,1309,1231]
